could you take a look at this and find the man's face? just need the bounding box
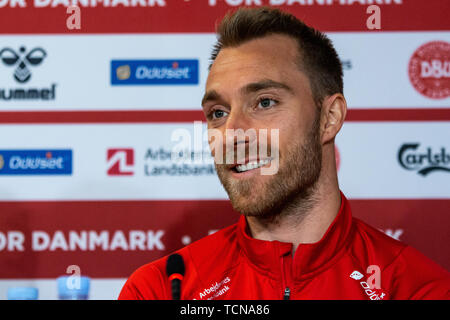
[202,34,322,218]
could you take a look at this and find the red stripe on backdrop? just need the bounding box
[0,0,449,34]
[0,110,206,123]
[344,108,450,121]
[0,108,449,124]
[0,199,448,278]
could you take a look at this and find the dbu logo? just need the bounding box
[107,148,134,176]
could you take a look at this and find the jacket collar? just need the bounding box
[236,191,354,280]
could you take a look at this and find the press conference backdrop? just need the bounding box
[0,0,449,300]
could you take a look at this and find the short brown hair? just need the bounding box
[210,7,343,107]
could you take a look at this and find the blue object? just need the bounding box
[7,287,39,300]
[57,276,90,300]
[111,59,199,85]
[0,149,72,175]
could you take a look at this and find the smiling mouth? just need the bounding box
[232,158,272,173]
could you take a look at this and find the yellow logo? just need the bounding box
[116,65,131,80]
[0,155,4,170]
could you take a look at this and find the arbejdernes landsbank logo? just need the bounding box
[0,46,57,101]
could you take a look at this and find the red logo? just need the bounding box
[107,148,134,176]
[408,41,450,99]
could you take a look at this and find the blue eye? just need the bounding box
[212,109,228,119]
[258,98,276,109]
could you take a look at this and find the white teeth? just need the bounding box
[235,159,270,173]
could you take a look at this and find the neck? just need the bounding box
[246,160,341,254]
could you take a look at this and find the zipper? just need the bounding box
[283,287,291,300]
[280,249,292,300]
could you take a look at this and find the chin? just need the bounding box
[229,194,274,218]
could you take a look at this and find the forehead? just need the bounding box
[206,34,305,90]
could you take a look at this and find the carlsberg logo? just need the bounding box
[398,143,450,176]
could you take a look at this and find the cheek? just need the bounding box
[274,122,303,151]
[207,127,225,155]
[208,139,226,163]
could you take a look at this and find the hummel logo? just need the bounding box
[0,46,47,83]
[349,271,364,280]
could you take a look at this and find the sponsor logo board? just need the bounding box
[111,59,199,85]
[0,123,448,199]
[0,149,72,175]
[336,122,450,198]
[1,34,449,110]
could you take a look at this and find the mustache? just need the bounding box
[208,129,280,165]
[212,142,277,165]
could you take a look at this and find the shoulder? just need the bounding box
[388,245,450,299]
[185,221,241,271]
[118,222,240,300]
[350,217,450,299]
[349,217,407,267]
[118,260,167,300]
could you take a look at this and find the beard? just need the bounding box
[214,113,322,221]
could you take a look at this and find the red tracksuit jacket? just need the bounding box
[119,193,450,300]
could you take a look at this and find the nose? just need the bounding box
[222,108,261,164]
[223,108,253,145]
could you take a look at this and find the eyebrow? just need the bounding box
[201,90,222,108]
[241,79,294,95]
[201,79,293,107]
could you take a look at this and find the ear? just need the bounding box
[320,93,347,144]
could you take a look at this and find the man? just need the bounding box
[119,7,450,300]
